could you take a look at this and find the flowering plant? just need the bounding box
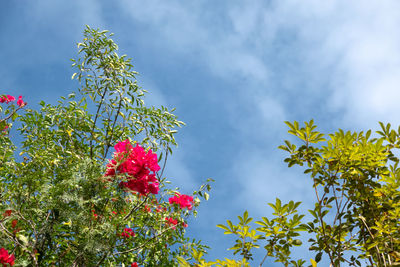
[0,27,211,266]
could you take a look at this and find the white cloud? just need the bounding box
[232,150,314,215]
[117,3,400,262]
[278,0,400,128]
[119,0,270,82]
[135,70,199,194]
[258,97,286,126]
[162,150,198,193]
[137,75,169,108]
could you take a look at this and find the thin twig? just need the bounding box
[114,224,178,255]
[158,148,169,180]
[359,215,383,266]
[90,86,108,159]
[0,104,25,123]
[103,95,123,161]
[123,195,148,221]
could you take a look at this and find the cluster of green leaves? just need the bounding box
[0,26,211,266]
[256,199,305,267]
[217,210,261,261]
[188,120,400,267]
[71,25,183,160]
[180,199,304,267]
[213,200,304,267]
[279,120,400,266]
[176,247,250,267]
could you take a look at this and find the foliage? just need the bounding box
[0,26,211,266]
[187,120,400,266]
[3,25,399,267]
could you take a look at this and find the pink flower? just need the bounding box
[105,159,117,176]
[169,194,194,210]
[17,96,25,107]
[114,139,133,153]
[0,95,15,104]
[105,140,160,195]
[0,248,15,266]
[7,95,15,102]
[147,182,159,195]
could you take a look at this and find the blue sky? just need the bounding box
[2,0,400,265]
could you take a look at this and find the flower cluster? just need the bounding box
[17,96,25,107]
[164,217,188,230]
[120,228,135,238]
[91,209,99,219]
[2,210,12,217]
[169,193,194,210]
[0,94,25,107]
[0,248,15,266]
[0,94,26,132]
[105,140,160,195]
[0,95,15,104]
[165,217,178,229]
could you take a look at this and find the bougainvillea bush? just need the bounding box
[0,26,211,266]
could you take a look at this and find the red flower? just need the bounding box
[143,205,151,213]
[165,217,178,229]
[17,96,25,107]
[105,140,160,195]
[11,220,17,229]
[147,182,159,195]
[114,139,133,153]
[155,205,163,213]
[169,193,194,210]
[0,248,15,266]
[131,263,138,267]
[120,228,135,238]
[91,210,99,219]
[2,210,12,217]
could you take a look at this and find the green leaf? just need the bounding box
[315,252,322,263]
[12,112,19,121]
[217,224,229,231]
